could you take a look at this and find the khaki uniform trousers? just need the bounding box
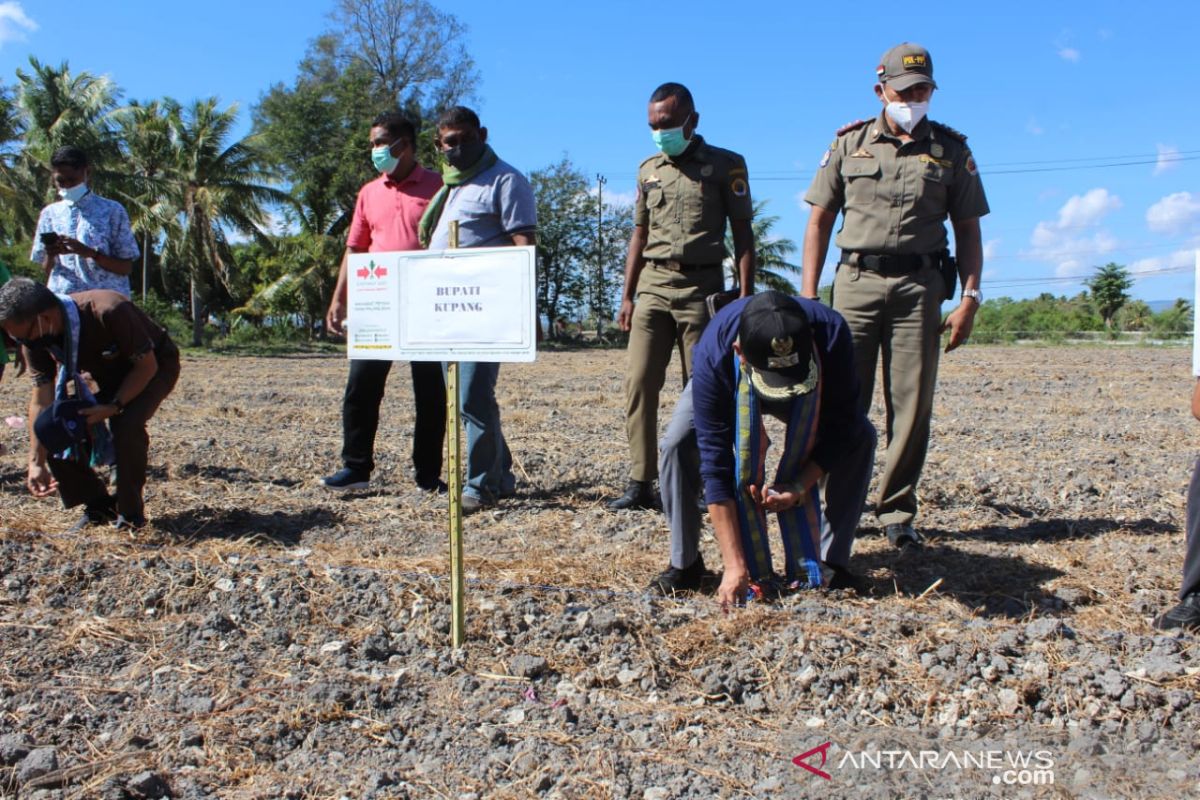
[623,263,724,482]
[831,262,945,526]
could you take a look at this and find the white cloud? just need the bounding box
[1129,249,1196,275]
[1154,143,1182,176]
[1146,191,1200,236]
[0,2,35,46]
[983,239,1001,260]
[1055,187,1121,228]
[1026,117,1044,136]
[1054,31,1081,62]
[1023,188,1121,277]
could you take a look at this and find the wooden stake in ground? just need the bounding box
[447,221,466,648]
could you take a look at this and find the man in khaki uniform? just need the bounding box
[801,43,988,547]
[609,82,756,510]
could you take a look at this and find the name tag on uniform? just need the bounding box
[849,149,874,158]
[920,154,953,167]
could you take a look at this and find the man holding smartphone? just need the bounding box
[31,146,140,297]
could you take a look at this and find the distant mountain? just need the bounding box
[1146,299,1188,313]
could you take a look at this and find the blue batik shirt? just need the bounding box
[31,191,140,297]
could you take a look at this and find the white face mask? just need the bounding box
[58,183,89,204]
[884,98,929,134]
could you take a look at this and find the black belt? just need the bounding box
[841,251,935,275]
[647,258,722,272]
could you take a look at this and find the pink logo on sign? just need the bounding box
[793,742,833,780]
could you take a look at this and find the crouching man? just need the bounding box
[0,278,180,529]
[652,291,877,604]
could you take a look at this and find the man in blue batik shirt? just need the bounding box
[31,146,140,297]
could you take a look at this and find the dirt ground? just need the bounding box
[0,345,1197,800]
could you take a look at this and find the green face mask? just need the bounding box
[651,113,693,157]
[371,144,399,175]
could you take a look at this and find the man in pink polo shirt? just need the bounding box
[321,112,446,492]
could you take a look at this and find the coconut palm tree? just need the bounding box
[160,98,290,345]
[116,100,176,300]
[15,57,122,178]
[724,201,802,294]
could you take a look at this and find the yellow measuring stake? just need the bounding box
[446,221,466,648]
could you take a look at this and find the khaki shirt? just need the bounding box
[635,135,754,264]
[805,112,989,254]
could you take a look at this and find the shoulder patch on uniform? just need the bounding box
[730,176,749,197]
[965,152,978,176]
[930,121,967,144]
[836,119,869,136]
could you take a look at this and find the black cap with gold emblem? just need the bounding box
[736,291,818,401]
[876,43,937,91]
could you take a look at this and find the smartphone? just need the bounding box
[39,232,58,246]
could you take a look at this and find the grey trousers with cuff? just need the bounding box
[659,381,877,571]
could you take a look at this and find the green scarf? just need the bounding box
[417,145,500,248]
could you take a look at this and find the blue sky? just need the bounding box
[2,0,1197,301]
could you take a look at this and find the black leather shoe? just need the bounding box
[70,495,118,531]
[886,523,924,549]
[648,555,708,596]
[1153,594,1200,632]
[824,562,869,595]
[607,479,658,511]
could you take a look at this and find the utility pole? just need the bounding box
[595,173,606,339]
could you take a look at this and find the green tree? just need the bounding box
[724,201,801,293]
[233,232,344,336]
[1085,262,1133,329]
[530,158,591,334]
[159,99,290,345]
[2,60,124,241]
[254,60,381,237]
[0,82,33,240]
[326,0,478,112]
[1150,299,1193,339]
[1115,299,1152,331]
[116,99,176,300]
[254,0,477,242]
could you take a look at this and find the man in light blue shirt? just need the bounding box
[31,146,140,297]
[422,106,537,513]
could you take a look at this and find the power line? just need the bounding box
[599,149,1199,183]
[986,265,1191,289]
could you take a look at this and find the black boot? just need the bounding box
[648,554,709,596]
[607,479,658,511]
[1153,594,1200,632]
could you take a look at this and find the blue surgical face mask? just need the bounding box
[652,113,693,157]
[371,144,400,175]
[58,183,88,204]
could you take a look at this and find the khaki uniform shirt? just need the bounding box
[805,112,989,254]
[634,135,754,264]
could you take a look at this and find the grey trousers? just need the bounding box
[1182,457,1200,599]
[659,381,877,570]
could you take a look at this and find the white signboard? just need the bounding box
[346,246,537,363]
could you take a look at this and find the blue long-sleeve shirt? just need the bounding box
[692,296,868,504]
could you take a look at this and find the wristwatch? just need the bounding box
[962,289,983,304]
